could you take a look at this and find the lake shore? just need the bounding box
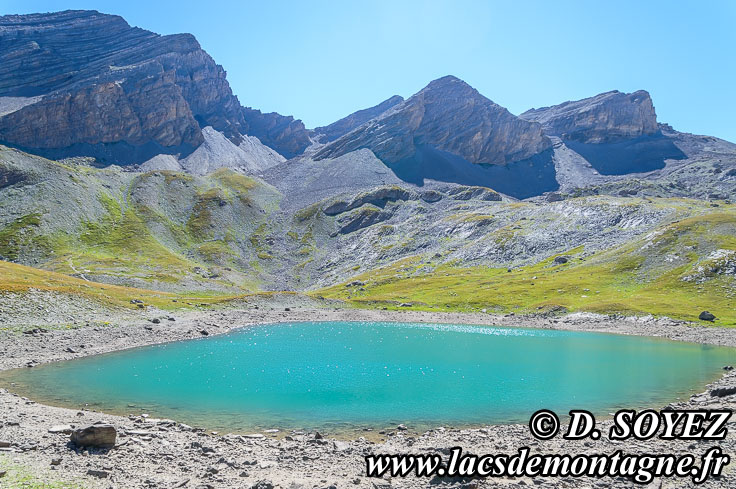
[1,299,736,488]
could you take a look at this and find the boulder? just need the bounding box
[710,386,736,398]
[70,424,117,448]
[699,311,716,321]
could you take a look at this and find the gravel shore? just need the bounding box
[1,299,735,488]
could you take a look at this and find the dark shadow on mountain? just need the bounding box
[386,145,558,199]
[0,140,197,167]
[564,134,687,175]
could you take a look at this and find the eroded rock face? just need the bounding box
[314,95,404,142]
[241,108,311,159]
[0,10,310,163]
[520,90,659,144]
[0,11,246,154]
[314,76,552,166]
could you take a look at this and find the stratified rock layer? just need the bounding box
[314,95,404,142]
[0,10,245,152]
[241,108,311,159]
[314,76,552,166]
[520,90,659,143]
[0,10,311,164]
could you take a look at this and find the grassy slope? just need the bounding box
[0,259,208,310]
[0,259,310,314]
[0,151,279,290]
[318,212,736,326]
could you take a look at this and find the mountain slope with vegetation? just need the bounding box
[0,10,735,327]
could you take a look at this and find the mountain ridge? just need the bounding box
[314,75,553,166]
[0,10,310,165]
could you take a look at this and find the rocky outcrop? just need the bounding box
[447,186,501,201]
[336,205,394,234]
[241,108,311,159]
[0,11,243,154]
[314,95,404,142]
[520,90,659,144]
[323,186,417,216]
[314,76,552,166]
[0,10,309,164]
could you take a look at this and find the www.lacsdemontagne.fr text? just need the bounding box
[365,409,732,484]
[366,446,729,484]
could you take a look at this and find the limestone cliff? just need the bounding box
[314,76,552,166]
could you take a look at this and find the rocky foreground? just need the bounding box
[1,302,736,488]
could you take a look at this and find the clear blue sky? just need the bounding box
[3,0,735,141]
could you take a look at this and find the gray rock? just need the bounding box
[48,424,73,434]
[710,386,736,397]
[70,424,117,448]
[86,469,109,478]
[699,311,716,321]
[251,480,274,489]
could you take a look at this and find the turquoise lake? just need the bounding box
[3,321,734,432]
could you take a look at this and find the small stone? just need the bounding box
[151,318,161,324]
[397,424,408,431]
[49,425,73,434]
[199,330,209,336]
[86,469,109,478]
[51,458,62,466]
[0,441,11,448]
[251,480,274,489]
[554,256,568,264]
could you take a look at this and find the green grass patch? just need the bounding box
[318,213,736,325]
[0,213,46,261]
[0,455,82,488]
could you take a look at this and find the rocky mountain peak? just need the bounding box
[0,10,312,165]
[520,89,659,143]
[315,75,551,166]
